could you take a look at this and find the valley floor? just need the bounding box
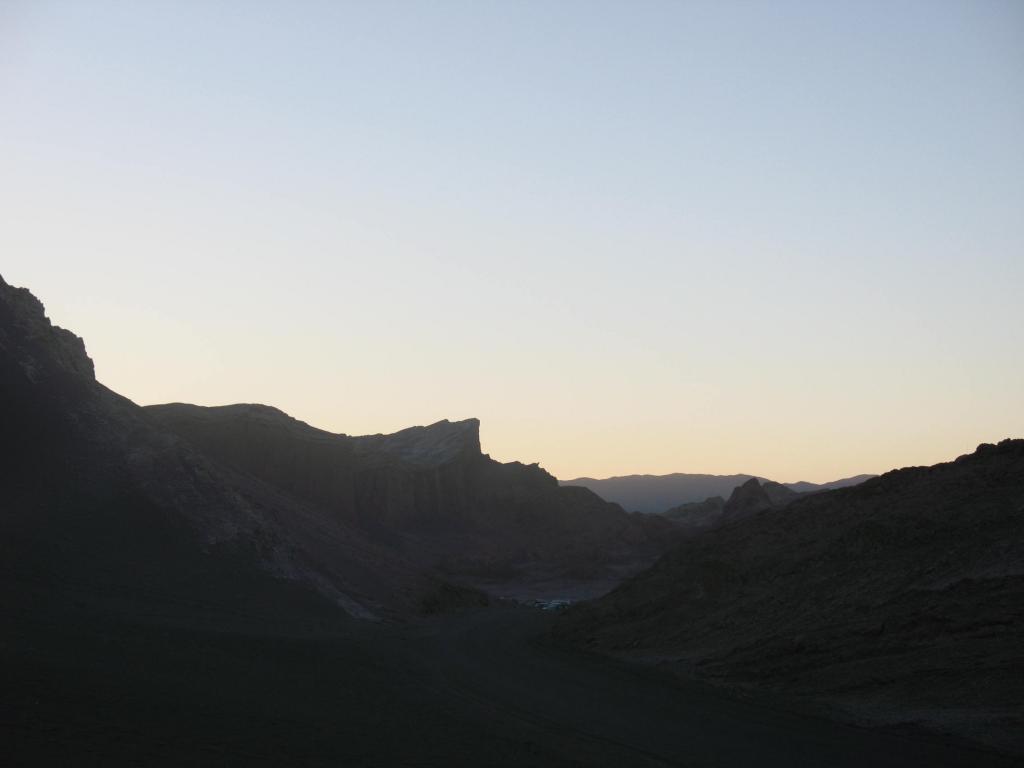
[3,605,1019,767]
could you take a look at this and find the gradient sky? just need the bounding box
[2,1,1022,482]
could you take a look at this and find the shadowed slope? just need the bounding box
[0,275,472,623]
[145,403,676,594]
[555,441,1024,756]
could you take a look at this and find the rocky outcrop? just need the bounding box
[0,277,94,381]
[718,478,799,524]
[667,479,799,530]
[554,440,1024,756]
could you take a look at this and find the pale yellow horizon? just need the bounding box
[23,276,1020,486]
[3,3,1022,485]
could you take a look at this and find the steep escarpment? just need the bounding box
[145,403,675,591]
[555,441,1024,755]
[1,273,672,625]
[0,275,461,623]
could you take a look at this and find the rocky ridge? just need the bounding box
[554,440,1024,755]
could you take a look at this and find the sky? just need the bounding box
[2,0,1022,482]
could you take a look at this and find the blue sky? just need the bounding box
[2,0,1022,480]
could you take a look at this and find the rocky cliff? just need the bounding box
[144,402,675,591]
[1,274,674,624]
[0,275,482,622]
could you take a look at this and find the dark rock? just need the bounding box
[554,440,1024,756]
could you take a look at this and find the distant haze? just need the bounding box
[2,1,1022,482]
[561,473,875,514]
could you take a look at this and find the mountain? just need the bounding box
[561,472,874,513]
[0,274,436,625]
[553,441,1024,756]
[144,402,675,597]
[0,273,673,625]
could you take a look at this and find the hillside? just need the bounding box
[554,441,1024,755]
[144,402,674,598]
[1,273,672,623]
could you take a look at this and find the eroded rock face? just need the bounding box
[0,278,94,382]
[144,403,676,586]
[0,275,437,622]
[1,274,675,622]
[554,440,1024,755]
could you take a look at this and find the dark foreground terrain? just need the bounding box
[555,441,1024,758]
[4,604,1019,767]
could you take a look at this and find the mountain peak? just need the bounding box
[721,477,772,522]
[0,274,95,382]
[360,417,482,466]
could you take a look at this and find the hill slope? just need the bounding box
[145,402,675,597]
[0,274,436,624]
[554,441,1024,755]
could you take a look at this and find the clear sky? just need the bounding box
[2,1,1022,482]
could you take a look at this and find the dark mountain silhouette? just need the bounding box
[144,402,674,597]
[0,273,672,624]
[561,472,874,513]
[0,274,442,624]
[554,441,1024,756]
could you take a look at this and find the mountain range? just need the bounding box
[561,472,875,514]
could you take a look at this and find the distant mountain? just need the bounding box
[561,472,874,514]
[786,474,877,494]
[554,441,1024,756]
[663,478,802,530]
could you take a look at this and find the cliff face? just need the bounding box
[554,440,1024,755]
[0,279,95,381]
[1,274,674,623]
[144,403,675,587]
[0,275,456,622]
